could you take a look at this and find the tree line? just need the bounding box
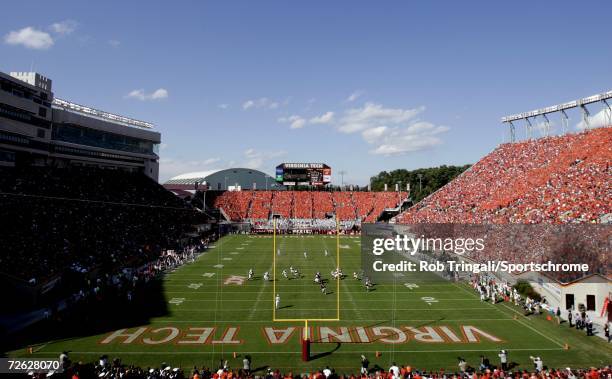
[369,164,471,203]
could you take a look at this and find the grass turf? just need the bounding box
[10,234,612,374]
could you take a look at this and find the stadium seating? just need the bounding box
[213,190,409,226]
[312,191,334,218]
[391,128,611,283]
[395,127,612,224]
[249,190,273,219]
[0,166,205,284]
[332,191,356,221]
[293,191,313,218]
[272,190,293,218]
[213,190,252,221]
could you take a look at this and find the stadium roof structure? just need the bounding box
[164,167,282,193]
[165,170,219,184]
[52,98,154,129]
[501,90,612,142]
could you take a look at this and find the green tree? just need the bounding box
[369,164,470,203]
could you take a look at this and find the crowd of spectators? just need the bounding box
[401,223,609,282]
[0,166,207,291]
[395,127,611,224]
[213,190,408,225]
[214,191,253,221]
[29,352,612,379]
[249,191,274,219]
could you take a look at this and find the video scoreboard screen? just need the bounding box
[275,163,331,186]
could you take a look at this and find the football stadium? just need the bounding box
[1,2,611,378]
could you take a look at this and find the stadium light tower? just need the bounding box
[339,170,347,188]
[397,181,402,205]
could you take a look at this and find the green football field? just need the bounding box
[10,234,612,373]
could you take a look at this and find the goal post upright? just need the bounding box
[271,214,341,361]
[336,214,340,320]
[273,217,276,321]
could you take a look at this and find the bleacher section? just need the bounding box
[213,190,408,227]
[395,127,612,224]
[0,166,205,283]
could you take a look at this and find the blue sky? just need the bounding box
[2,1,611,184]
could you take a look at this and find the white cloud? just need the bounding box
[290,118,306,129]
[159,157,222,182]
[242,100,255,110]
[150,88,168,99]
[330,102,448,155]
[576,107,612,130]
[310,111,334,124]
[217,103,229,109]
[338,102,425,133]
[243,149,286,169]
[242,97,285,110]
[363,121,450,156]
[4,27,54,50]
[346,90,364,102]
[278,115,307,129]
[126,88,168,101]
[278,111,334,129]
[277,100,447,154]
[50,20,77,36]
[108,39,121,48]
[361,126,388,143]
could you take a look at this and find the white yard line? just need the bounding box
[171,307,496,312]
[499,303,566,348]
[33,347,564,355]
[148,318,515,323]
[169,298,477,302]
[326,239,364,321]
[247,241,281,320]
[453,282,565,348]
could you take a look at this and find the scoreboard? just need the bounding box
[275,163,331,186]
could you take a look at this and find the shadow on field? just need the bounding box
[307,318,444,352]
[1,277,169,354]
[310,342,342,360]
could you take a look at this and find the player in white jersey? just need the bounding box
[282,269,288,279]
[275,293,280,309]
[248,269,253,280]
[277,248,280,256]
[303,251,308,259]
[263,271,270,281]
[324,249,328,257]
